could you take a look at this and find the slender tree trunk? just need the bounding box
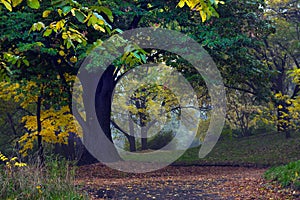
[277,100,291,139]
[128,116,136,152]
[138,92,148,151]
[141,127,148,150]
[36,96,44,166]
[6,112,20,153]
[128,136,136,152]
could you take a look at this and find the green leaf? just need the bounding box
[74,10,85,23]
[23,59,30,66]
[36,22,45,31]
[140,54,146,63]
[51,0,66,7]
[112,28,123,34]
[133,51,141,60]
[98,6,113,22]
[87,15,97,26]
[43,29,52,37]
[62,6,72,15]
[27,0,40,9]
[66,39,74,49]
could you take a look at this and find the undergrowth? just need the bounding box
[264,160,300,190]
[0,154,88,200]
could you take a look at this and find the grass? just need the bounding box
[175,131,300,167]
[120,149,186,163]
[0,155,88,200]
[264,160,300,190]
[119,131,300,167]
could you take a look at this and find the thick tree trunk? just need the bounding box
[95,65,115,142]
[75,65,122,164]
[94,65,122,161]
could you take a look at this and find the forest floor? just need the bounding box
[75,163,300,200]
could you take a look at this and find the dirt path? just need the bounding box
[75,163,299,199]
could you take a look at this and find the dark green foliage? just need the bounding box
[147,131,175,150]
[265,160,300,190]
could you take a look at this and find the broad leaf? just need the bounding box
[74,10,85,23]
[27,0,40,9]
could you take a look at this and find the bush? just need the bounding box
[0,154,88,199]
[264,160,300,190]
[147,131,175,150]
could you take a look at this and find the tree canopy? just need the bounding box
[0,0,298,166]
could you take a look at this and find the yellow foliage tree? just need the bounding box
[0,76,79,160]
[256,69,300,136]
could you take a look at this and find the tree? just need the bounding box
[0,0,276,164]
[73,0,225,162]
[226,91,260,137]
[111,64,180,151]
[0,0,114,163]
[253,0,300,138]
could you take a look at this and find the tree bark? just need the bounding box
[94,65,122,162]
[36,96,44,167]
[95,65,116,142]
[128,116,136,152]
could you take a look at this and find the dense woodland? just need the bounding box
[0,0,299,199]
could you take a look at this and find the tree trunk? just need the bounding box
[128,116,136,152]
[36,96,44,167]
[128,135,136,152]
[141,127,148,150]
[75,65,122,164]
[94,65,122,161]
[95,66,115,142]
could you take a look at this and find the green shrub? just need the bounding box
[148,131,175,150]
[264,160,300,190]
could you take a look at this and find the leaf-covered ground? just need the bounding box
[75,163,300,199]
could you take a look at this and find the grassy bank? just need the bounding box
[0,156,88,200]
[175,132,300,167]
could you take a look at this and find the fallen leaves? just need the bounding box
[75,163,299,199]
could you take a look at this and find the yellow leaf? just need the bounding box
[62,32,68,39]
[42,10,51,18]
[59,50,65,56]
[1,0,12,11]
[70,56,77,63]
[177,0,186,8]
[199,10,207,22]
[12,0,22,7]
[93,24,105,32]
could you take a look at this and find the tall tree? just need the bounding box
[254,0,299,138]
